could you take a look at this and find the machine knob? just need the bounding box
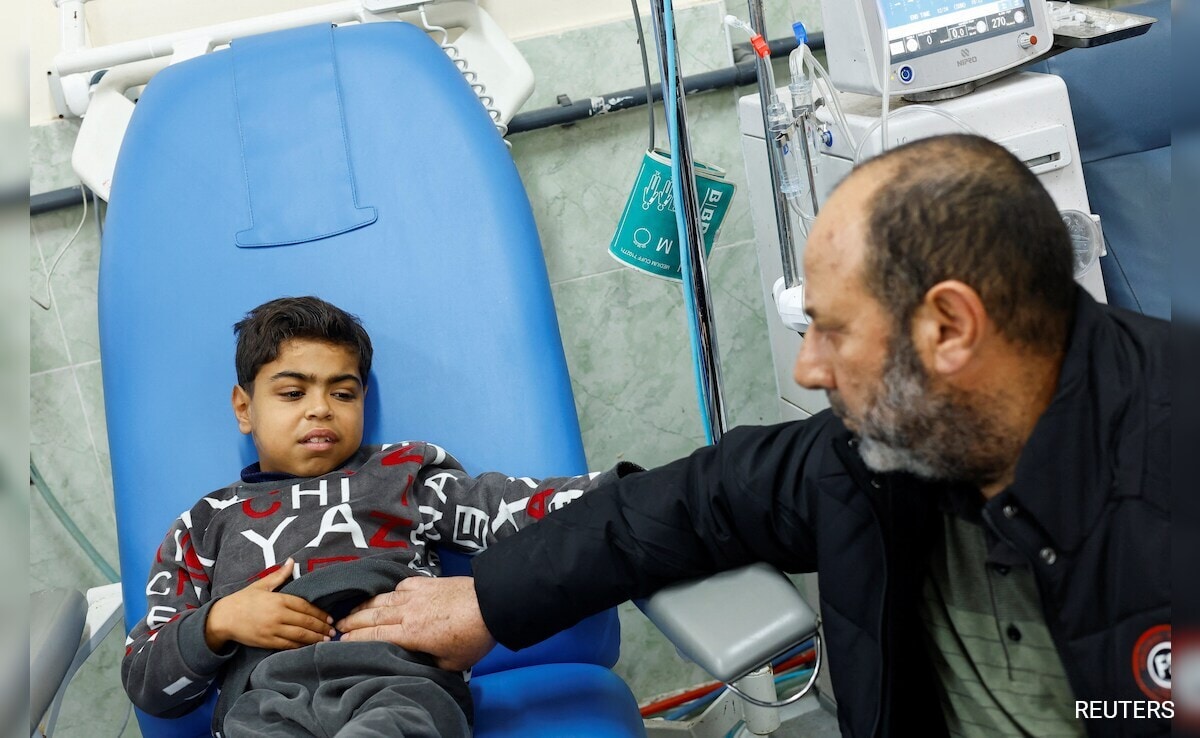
[1018,32,1035,49]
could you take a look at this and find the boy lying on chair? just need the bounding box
[121,296,640,737]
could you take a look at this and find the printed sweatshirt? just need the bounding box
[121,441,640,719]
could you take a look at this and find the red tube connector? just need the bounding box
[750,34,770,58]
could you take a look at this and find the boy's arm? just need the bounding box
[121,516,232,719]
[122,527,334,718]
[418,455,643,553]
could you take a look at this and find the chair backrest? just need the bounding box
[100,21,617,736]
[1033,0,1170,318]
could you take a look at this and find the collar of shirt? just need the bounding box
[239,446,376,485]
[239,463,296,484]
[985,288,1129,556]
[938,484,1028,569]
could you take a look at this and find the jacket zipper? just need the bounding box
[836,435,892,738]
[866,476,889,738]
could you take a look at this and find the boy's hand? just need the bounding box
[205,558,335,651]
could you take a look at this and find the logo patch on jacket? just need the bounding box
[1133,624,1171,701]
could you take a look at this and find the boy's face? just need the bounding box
[232,338,366,477]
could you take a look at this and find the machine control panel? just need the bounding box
[823,0,1053,96]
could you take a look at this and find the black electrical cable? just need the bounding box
[629,0,657,151]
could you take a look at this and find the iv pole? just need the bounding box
[645,0,800,443]
[641,5,813,733]
[647,0,728,442]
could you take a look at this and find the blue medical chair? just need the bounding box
[98,21,644,737]
[1035,0,1170,318]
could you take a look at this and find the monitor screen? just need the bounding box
[882,0,1036,63]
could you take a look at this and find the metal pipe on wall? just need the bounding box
[33,34,830,217]
[647,0,728,442]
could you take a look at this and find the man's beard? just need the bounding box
[827,333,1015,486]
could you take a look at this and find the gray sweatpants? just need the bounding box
[221,641,471,738]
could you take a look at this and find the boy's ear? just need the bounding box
[232,385,253,435]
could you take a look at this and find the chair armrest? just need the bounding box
[79,583,124,659]
[33,583,123,737]
[29,589,87,734]
[635,563,819,684]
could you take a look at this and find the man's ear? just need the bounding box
[232,385,253,435]
[911,280,988,376]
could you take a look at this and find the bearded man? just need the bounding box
[337,135,1171,738]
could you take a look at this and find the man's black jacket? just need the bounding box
[473,291,1170,736]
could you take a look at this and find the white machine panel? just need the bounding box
[823,0,1053,96]
[739,72,1106,418]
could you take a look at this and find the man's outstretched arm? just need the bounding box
[468,421,828,651]
[337,420,832,665]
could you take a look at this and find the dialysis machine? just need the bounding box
[739,0,1154,421]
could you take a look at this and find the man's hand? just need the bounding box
[335,576,497,671]
[205,558,335,651]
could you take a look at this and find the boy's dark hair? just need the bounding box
[859,134,1075,355]
[234,296,373,391]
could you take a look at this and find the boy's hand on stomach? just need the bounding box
[205,558,335,651]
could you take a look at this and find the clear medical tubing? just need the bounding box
[30,459,120,584]
[853,104,977,162]
[874,0,892,159]
[742,3,803,290]
[787,22,821,227]
[767,101,803,198]
[787,24,812,112]
[800,45,857,154]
